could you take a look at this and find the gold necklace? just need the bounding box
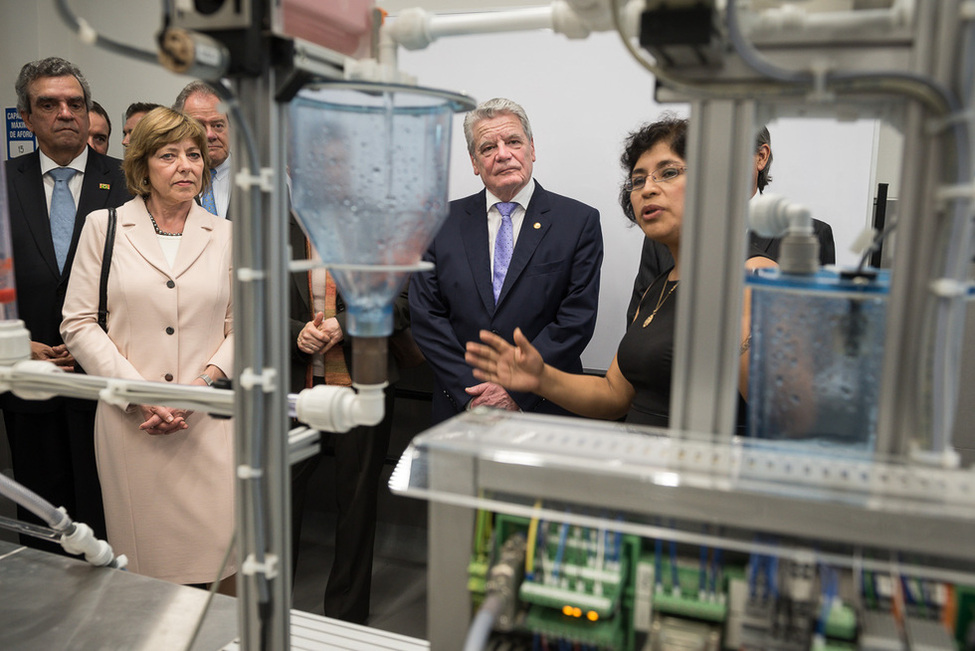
[642,279,678,328]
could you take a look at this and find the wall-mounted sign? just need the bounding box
[6,108,36,160]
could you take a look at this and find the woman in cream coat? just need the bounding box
[61,107,235,591]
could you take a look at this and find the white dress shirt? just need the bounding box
[212,154,232,219]
[485,178,535,276]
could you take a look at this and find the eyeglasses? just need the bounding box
[624,166,687,192]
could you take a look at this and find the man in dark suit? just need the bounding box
[626,126,836,323]
[3,57,129,548]
[173,81,231,219]
[410,97,603,424]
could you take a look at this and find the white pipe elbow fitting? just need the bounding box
[351,383,386,427]
[386,8,434,51]
[748,194,812,237]
[295,383,387,433]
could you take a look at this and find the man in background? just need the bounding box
[173,81,231,218]
[87,100,110,155]
[3,57,129,549]
[410,97,603,423]
[120,101,162,148]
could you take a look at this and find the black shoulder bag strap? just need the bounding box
[98,207,117,332]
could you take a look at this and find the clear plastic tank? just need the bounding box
[289,81,474,337]
[0,163,18,321]
[747,268,890,452]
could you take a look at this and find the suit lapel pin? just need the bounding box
[99,183,111,190]
[533,222,541,229]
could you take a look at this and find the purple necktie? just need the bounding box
[492,202,517,303]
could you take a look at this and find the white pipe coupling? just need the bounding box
[60,521,125,568]
[748,193,812,238]
[295,382,387,433]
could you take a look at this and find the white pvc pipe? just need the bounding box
[428,7,555,39]
[749,0,914,35]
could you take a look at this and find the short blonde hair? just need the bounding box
[123,107,212,198]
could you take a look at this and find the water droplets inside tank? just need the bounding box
[289,82,474,336]
[747,269,890,453]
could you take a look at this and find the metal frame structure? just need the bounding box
[388,1,975,648]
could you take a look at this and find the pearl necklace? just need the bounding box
[148,211,183,237]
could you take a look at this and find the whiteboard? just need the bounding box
[398,30,882,369]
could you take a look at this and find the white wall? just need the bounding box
[2,3,886,369]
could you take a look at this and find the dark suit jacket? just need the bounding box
[409,181,603,424]
[626,220,836,324]
[2,147,129,412]
[288,214,410,393]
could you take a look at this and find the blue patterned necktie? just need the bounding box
[49,167,78,273]
[492,202,518,303]
[200,169,218,215]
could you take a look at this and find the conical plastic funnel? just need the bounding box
[289,81,475,337]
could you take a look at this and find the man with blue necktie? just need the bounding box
[173,81,231,218]
[3,57,129,549]
[410,97,603,424]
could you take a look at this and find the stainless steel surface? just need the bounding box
[0,540,237,651]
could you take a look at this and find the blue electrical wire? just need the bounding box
[553,520,570,581]
[748,553,759,600]
[816,564,831,636]
[769,555,780,601]
[612,516,624,563]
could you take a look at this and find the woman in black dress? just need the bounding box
[464,116,774,426]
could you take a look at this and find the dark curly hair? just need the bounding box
[618,117,774,223]
[618,116,687,223]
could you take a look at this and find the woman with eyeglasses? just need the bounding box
[465,116,774,426]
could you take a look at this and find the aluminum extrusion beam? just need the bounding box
[669,99,757,439]
[232,69,294,650]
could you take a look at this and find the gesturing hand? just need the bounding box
[465,327,544,394]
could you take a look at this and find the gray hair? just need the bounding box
[463,98,533,156]
[15,57,92,115]
[172,80,219,111]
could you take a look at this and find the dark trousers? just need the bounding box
[3,399,106,554]
[292,382,395,624]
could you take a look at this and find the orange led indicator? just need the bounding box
[587,611,599,622]
[572,607,582,618]
[562,605,574,617]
